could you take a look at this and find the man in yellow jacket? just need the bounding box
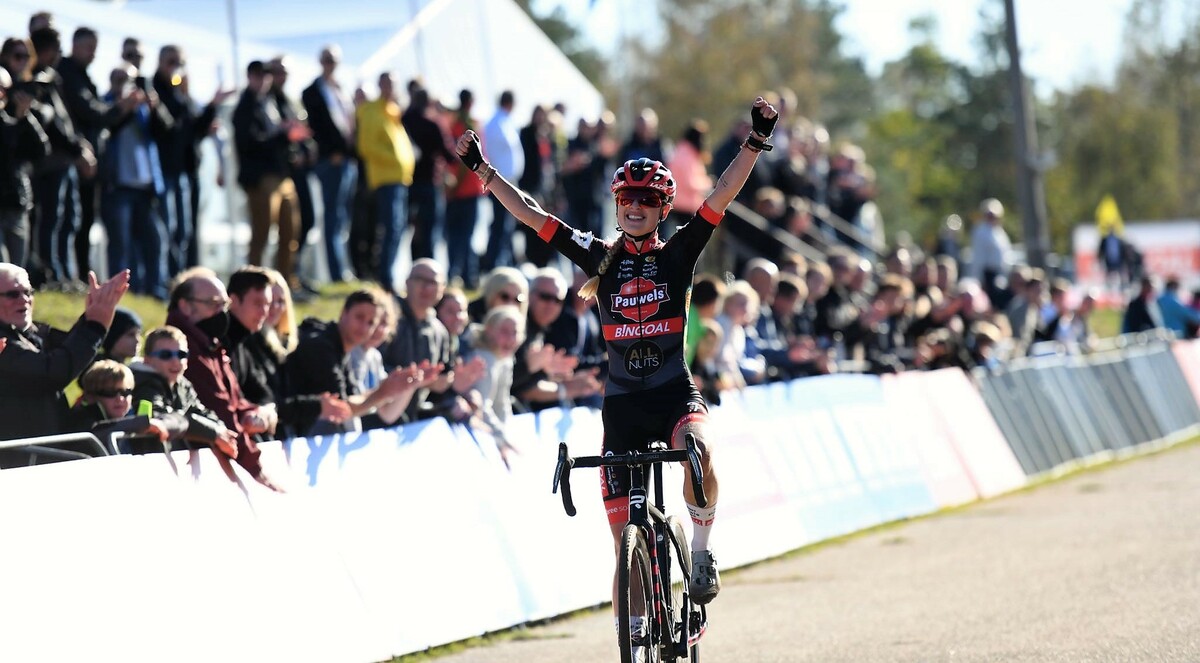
[356,72,416,293]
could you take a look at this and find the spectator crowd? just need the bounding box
[2,10,1196,475]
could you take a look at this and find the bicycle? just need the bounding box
[554,434,709,663]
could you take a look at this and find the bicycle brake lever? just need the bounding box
[553,442,577,516]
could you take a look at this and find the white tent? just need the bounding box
[3,0,605,122]
[2,0,606,278]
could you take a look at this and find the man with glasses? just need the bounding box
[512,267,602,412]
[381,258,475,423]
[165,268,280,489]
[0,262,129,446]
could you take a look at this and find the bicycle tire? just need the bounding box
[664,516,700,662]
[618,524,657,663]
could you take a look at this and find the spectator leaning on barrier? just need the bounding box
[1122,276,1162,335]
[0,262,128,443]
[130,325,238,455]
[287,289,425,436]
[166,268,279,488]
[64,358,134,433]
[0,63,50,267]
[227,266,351,439]
[1156,276,1200,338]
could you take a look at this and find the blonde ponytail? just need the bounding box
[577,239,625,301]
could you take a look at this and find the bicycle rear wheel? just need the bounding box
[618,524,656,663]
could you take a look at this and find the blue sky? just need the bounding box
[535,0,1188,96]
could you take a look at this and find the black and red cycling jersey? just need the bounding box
[536,203,724,397]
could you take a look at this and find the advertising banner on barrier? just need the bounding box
[0,366,1045,662]
[1172,340,1200,408]
[917,369,1027,497]
[882,373,981,508]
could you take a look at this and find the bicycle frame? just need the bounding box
[554,435,708,661]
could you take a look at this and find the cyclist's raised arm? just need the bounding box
[703,97,779,215]
[455,130,551,233]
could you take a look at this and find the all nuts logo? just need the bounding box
[611,277,669,322]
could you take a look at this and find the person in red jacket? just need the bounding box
[164,267,281,490]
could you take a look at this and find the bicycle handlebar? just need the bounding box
[552,434,707,517]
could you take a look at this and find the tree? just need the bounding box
[621,0,872,142]
[512,0,609,88]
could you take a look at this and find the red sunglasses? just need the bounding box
[616,191,664,208]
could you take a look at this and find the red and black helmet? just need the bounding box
[610,158,676,202]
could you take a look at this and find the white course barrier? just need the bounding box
[0,370,1026,662]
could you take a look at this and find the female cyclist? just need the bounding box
[456,97,779,606]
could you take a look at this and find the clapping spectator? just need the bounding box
[287,289,423,435]
[347,290,409,429]
[0,263,128,444]
[513,268,601,411]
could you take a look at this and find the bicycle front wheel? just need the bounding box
[665,515,700,662]
[618,524,656,663]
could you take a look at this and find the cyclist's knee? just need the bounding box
[672,419,713,465]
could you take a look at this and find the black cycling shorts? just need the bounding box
[599,379,708,523]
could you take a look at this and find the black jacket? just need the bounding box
[25,66,87,171]
[301,78,353,160]
[0,316,105,441]
[285,321,353,436]
[0,109,49,210]
[57,56,127,149]
[130,363,227,449]
[232,88,289,188]
[225,315,320,438]
[153,71,219,177]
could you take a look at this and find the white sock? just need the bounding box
[687,501,716,551]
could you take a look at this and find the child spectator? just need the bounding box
[67,359,134,432]
[130,326,237,456]
[685,273,725,366]
[690,319,735,407]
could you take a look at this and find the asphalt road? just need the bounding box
[429,442,1200,663]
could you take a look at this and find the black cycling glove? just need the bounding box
[459,134,486,172]
[751,103,778,138]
